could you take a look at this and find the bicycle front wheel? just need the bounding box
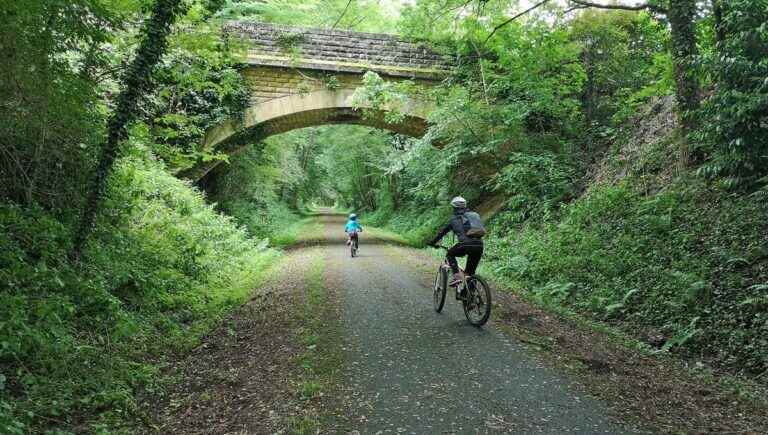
[463,276,491,326]
[433,266,447,312]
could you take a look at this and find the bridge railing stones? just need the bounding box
[223,21,452,80]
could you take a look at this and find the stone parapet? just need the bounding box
[224,21,451,79]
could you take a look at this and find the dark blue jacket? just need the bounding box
[430,208,483,246]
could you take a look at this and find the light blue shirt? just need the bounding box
[345,220,362,233]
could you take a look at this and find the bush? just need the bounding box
[0,150,277,433]
[696,0,768,189]
[486,178,768,372]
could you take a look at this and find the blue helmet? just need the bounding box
[349,213,357,220]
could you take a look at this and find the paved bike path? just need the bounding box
[321,214,637,434]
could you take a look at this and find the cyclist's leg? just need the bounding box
[446,244,466,274]
[464,245,484,276]
[447,244,470,286]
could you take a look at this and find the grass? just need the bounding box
[270,217,325,247]
[288,250,344,434]
[362,225,415,246]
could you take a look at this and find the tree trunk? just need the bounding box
[712,0,726,47]
[71,0,186,260]
[667,0,700,166]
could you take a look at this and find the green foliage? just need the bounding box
[276,31,306,50]
[352,71,415,124]
[0,1,275,430]
[570,11,672,130]
[211,142,302,242]
[695,0,768,190]
[0,0,114,210]
[72,0,187,258]
[215,0,398,32]
[143,2,250,172]
[0,150,276,432]
[485,177,768,372]
[489,152,574,225]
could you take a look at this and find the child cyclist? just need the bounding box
[345,213,363,249]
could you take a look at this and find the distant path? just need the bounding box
[319,213,635,434]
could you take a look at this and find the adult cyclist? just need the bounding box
[345,213,363,250]
[428,197,484,290]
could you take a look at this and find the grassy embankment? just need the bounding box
[0,154,322,433]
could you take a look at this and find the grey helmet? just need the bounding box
[450,196,467,208]
[349,213,357,220]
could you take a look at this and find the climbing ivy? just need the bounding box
[72,0,187,259]
[666,0,700,164]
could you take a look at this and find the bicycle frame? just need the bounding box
[433,244,492,326]
[437,246,470,299]
[348,230,360,257]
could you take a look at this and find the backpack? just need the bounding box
[461,211,486,238]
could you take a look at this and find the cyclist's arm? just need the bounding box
[428,223,451,246]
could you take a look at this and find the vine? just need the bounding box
[667,0,700,166]
[276,31,305,66]
[351,71,416,124]
[72,0,187,259]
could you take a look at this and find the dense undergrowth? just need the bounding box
[0,150,281,433]
[485,165,768,373]
[207,133,313,244]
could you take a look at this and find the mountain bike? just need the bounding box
[433,246,492,326]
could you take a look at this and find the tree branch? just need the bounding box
[332,0,353,29]
[563,4,589,14]
[567,0,656,12]
[483,0,552,44]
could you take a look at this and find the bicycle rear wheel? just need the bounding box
[433,266,447,312]
[463,275,491,326]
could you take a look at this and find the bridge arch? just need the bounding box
[179,89,433,181]
[178,21,450,181]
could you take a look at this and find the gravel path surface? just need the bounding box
[321,213,636,434]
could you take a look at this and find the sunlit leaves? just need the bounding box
[215,0,398,33]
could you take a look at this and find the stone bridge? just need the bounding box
[180,21,451,181]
